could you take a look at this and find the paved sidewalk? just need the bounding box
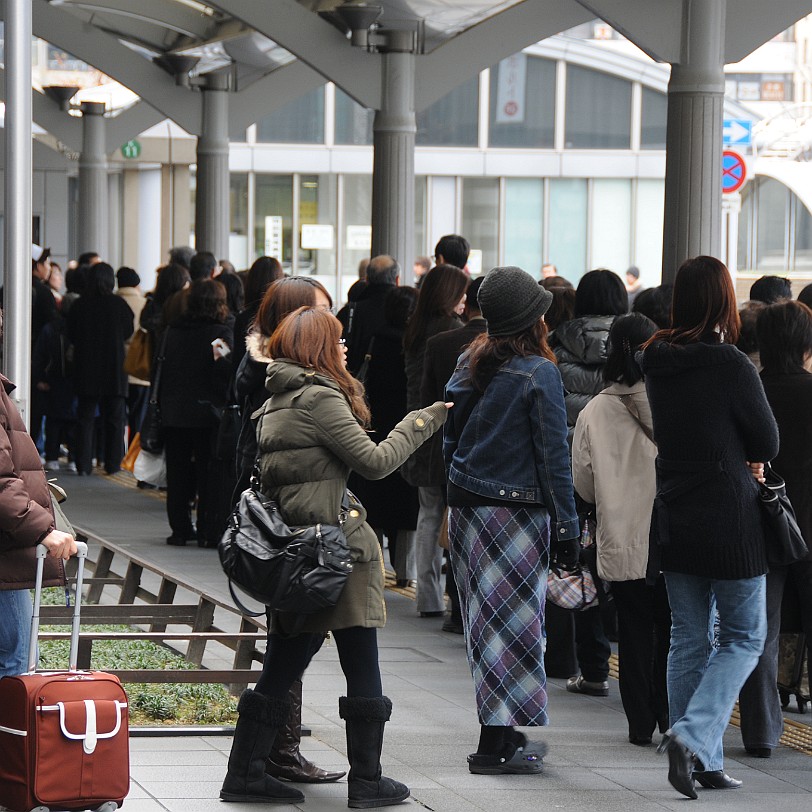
[45,471,812,811]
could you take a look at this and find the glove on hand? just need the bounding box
[551,537,580,571]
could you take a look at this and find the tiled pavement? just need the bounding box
[30,468,812,811]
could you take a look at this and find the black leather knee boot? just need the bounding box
[266,678,346,783]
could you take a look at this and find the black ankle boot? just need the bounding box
[694,770,742,789]
[339,696,410,809]
[657,729,697,800]
[266,678,346,783]
[220,690,306,804]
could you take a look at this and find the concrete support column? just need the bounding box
[121,169,140,271]
[661,0,726,283]
[2,0,33,419]
[371,48,416,280]
[195,73,230,258]
[161,164,192,261]
[78,101,108,260]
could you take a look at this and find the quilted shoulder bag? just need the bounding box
[219,485,354,627]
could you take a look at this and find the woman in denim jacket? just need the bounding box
[444,267,580,774]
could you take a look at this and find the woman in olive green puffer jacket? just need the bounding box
[221,306,448,810]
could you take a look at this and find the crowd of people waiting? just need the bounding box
[2,236,812,806]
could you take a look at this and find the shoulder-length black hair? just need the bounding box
[217,271,244,315]
[88,262,116,296]
[604,313,657,385]
[243,256,283,308]
[153,263,190,307]
[403,264,468,352]
[574,269,628,317]
[757,300,812,374]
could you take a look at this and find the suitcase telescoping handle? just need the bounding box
[28,541,89,674]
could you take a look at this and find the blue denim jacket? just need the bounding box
[443,354,579,542]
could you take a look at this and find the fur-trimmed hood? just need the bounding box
[245,330,273,365]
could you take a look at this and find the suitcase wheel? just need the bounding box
[93,804,120,812]
[29,807,50,812]
[779,690,790,710]
[798,698,808,714]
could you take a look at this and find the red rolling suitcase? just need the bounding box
[0,542,130,812]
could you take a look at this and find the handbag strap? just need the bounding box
[228,580,266,618]
[363,336,375,363]
[250,408,350,525]
[149,328,171,402]
[619,394,655,445]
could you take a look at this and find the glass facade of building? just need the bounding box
[218,46,809,297]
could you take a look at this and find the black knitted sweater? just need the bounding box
[641,336,779,579]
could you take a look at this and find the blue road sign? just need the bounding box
[723,119,752,147]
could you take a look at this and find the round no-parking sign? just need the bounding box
[722,150,747,194]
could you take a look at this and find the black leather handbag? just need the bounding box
[219,487,354,622]
[758,463,809,566]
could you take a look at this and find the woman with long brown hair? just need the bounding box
[220,307,449,808]
[444,267,579,774]
[231,276,343,786]
[640,256,779,798]
[234,276,333,495]
[402,264,468,619]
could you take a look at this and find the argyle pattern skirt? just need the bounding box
[448,504,551,726]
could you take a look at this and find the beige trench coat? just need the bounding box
[571,381,657,582]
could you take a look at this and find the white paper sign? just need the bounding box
[301,224,334,250]
[264,216,283,258]
[495,53,527,124]
[346,225,372,251]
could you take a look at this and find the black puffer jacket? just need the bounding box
[551,315,616,431]
[233,332,272,484]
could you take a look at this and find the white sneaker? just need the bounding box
[66,462,78,473]
[44,460,60,472]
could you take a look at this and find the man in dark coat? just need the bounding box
[345,255,399,375]
[66,263,134,475]
[30,245,58,446]
[420,276,486,633]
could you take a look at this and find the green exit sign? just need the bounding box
[121,140,141,159]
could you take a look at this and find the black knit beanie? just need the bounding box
[477,266,553,337]
[116,267,140,289]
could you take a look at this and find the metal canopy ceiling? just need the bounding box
[44,0,531,81]
[7,0,811,144]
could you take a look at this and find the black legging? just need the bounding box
[255,627,383,699]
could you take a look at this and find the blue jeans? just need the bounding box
[0,589,33,678]
[414,487,445,613]
[664,572,766,772]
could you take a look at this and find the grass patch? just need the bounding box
[37,588,239,726]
